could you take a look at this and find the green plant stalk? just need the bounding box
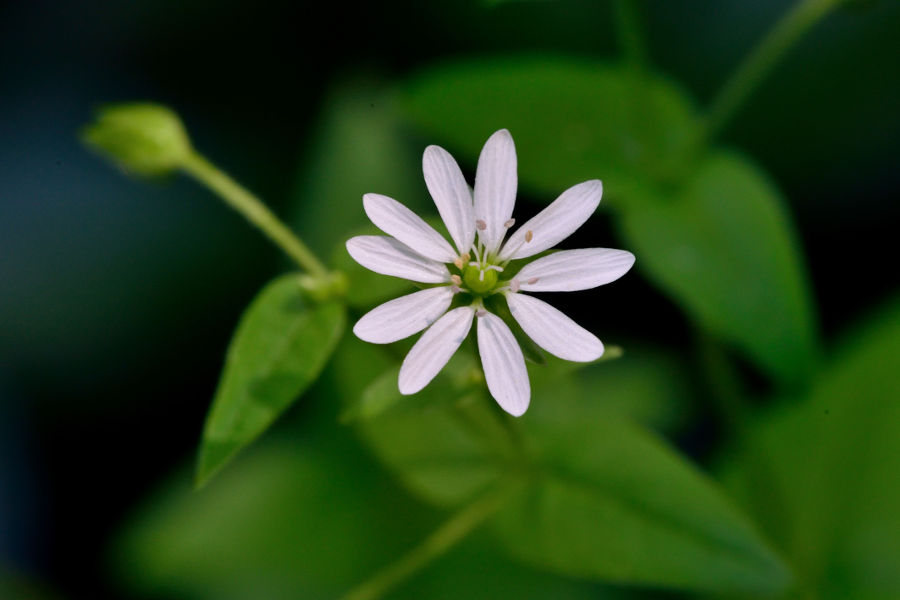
[614,0,648,70]
[180,151,328,277]
[703,0,844,140]
[341,480,519,600]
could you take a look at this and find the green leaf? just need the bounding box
[354,368,517,507]
[617,151,819,387]
[114,438,432,600]
[355,353,789,594]
[721,297,900,600]
[402,57,698,197]
[492,408,790,595]
[196,274,345,487]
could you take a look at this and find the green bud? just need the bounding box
[81,103,192,176]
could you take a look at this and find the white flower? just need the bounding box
[346,129,635,417]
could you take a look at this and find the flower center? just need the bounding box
[462,264,499,295]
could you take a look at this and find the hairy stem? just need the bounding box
[180,151,328,277]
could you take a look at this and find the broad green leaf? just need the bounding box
[402,57,698,197]
[196,275,345,487]
[492,405,790,596]
[617,151,819,387]
[721,297,900,600]
[530,345,694,432]
[355,351,789,594]
[355,368,517,507]
[290,82,425,258]
[114,438,431,600]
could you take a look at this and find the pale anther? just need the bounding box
[453,256,464,269]
[509,278,520,293]
[527,277,539,284]
[450,284,461,294]
[476,219,487,231]
[504,218,515,228]
[525,230,534,243]
[451,274,462,286]
[475,309,487,317]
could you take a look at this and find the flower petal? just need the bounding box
[506,293,603,362]
[363,193,457,263]
[515,248,635,292]
[477,311,530,417]
[399,306,474,394]
[346,235,450,283]
[353,286,454,344]
[474,129,517,254]
[499,180,602,261]
[423,145,475,255]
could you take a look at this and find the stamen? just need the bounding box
[451,274,462,286]
[475,219,487,231]
[527,277,539,284]
[525,230,534,243]
[450,284,461,294]
[509,278,520,293]
[453,256,464,270]
[486,265,504,272]
[504,218,515,228]
[475,309,487,318]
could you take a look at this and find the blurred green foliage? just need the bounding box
[57,3,897,600]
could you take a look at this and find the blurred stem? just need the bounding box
[614,0,648,70]
[703,0,844,141]
[694,327,748,435]
[180,151,328,277]
[341,479,518,600]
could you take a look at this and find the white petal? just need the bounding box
[353,287,454,344]
[346,236,450,284]
[399,306,474,394]
[506,293,603,362]
[477,311,530,417]
[516,248,635,292]
[499,180,602,261]
[474,129,517,253]
[363,193,457,263]
[423,145,475,255]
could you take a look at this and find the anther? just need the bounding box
[504,218,515,228]
[527,277,539,284]
[450,284,461,294]
[509,278,520,293]
[525,230,534,243]
[451,274,462,286]
[475,309,487,317]
[476,219,487,231]
[453,256,464,270]
[461,252,470,263]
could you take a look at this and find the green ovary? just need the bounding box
[463,264,499,295]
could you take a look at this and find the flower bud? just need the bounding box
[81,103,192,176]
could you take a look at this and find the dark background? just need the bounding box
[1,1,898,598]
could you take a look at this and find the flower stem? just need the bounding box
[614,0,649,70]
[703,0,844,141]
[180,151,328,277]
[340,480,519,600]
